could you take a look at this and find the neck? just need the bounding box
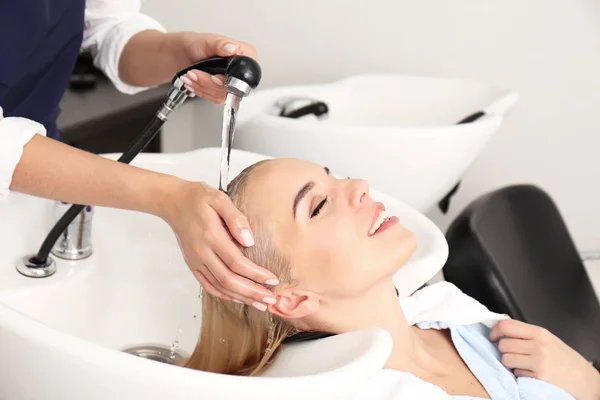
[310,280,443,373]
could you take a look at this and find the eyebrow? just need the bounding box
[293,166,330,218]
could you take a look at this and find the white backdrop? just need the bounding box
[148,0,600,253]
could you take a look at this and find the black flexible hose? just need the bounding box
[32,114,166,265]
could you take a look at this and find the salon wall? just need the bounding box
[147,0,600,253]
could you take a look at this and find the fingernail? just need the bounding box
[263,297,277,305]
[184,84,195,94]
[241,229,254,246]
[224,43,238,54]
[233,299,244,304]
[187,71,198,81]
[252,302,267,312]
[265,278,280,286]
[180,76,193,86]
[210,75,223,86]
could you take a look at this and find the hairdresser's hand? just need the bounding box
[177,33,258,104]
[491,319,600,400]
[162,181,278,311]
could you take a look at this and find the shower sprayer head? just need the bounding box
[224,56,261,97]
[173,55,262,97]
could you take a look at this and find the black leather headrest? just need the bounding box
[444,184,600,362]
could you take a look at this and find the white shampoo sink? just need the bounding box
[234,74,518,213]
[0,148,448,399]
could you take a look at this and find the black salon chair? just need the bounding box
[443,184,600,366]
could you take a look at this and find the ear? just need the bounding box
[269,288,320,319]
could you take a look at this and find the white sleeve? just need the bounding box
[0,106,47,201]
[82,0,167,95]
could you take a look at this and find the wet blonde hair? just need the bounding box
[184,160,299,376]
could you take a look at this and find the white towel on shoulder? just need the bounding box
[401,281,508,328]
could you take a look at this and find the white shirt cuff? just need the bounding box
[0,109,47,201]
[83,11,167,95]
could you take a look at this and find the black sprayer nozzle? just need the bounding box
[173,55,262,90]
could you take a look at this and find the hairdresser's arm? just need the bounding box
[11,135,278,308]
[83,0,257,103]
[11,135,176,211]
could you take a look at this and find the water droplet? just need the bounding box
[219,338,225,344]
[177,328,183,334]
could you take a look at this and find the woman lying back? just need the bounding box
[184,158,600,400]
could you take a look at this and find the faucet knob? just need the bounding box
[51,201,94,260]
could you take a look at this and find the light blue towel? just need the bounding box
[417,320,575,400]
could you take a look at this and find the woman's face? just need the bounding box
[242,159,417,298]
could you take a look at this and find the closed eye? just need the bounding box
[293,166,332,220]
[311,197,327,218]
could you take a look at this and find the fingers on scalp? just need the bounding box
[217,287,255,306]
[215,241,256,275]
[193,270,232,301]
[195,263,225,290]
[210,197,253,244]
[227,255,251,275]
[215,238,277,282]
[199,250,249,295]
[208,190,233,212]
[209,257,273,300]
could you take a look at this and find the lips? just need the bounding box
[369,203,389,236]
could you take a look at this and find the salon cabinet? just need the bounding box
[57,75,168,155]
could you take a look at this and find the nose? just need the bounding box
[348,179,369,209]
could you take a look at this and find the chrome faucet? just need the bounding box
[51,201,94,260]
[15,201,94,278]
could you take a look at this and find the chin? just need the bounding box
[390,229,418,270]
[370,224,418,276]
